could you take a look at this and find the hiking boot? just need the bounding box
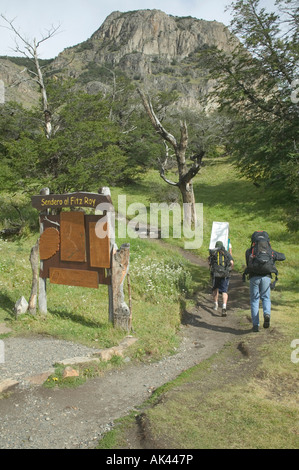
[222,308,227,317]
[263,314,270,328]
[252,325,259,332]
[213,303,218,311]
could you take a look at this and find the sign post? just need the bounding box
[31,188,131,331]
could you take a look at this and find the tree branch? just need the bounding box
[35,24,61,48]
[179,120,188,154]
[159,168,179,186]
[0,14,62,138]
[0,14,33,55]
[137,87,178,149]
[158,141,179,186]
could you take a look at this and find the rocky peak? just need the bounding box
[91,9,233,60]
[1,10,237,111]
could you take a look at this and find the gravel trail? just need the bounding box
[0,336,102,382]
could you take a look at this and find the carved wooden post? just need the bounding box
[97,187,115,324]
[111,243,131,331]
[28,239,39,315]
[38,187,49,314]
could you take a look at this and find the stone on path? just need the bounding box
[14,296,28,317]
[62,366,79,379]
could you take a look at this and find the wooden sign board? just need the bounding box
[31,188,131,331]
[60,212,87,262]
[31,191,112,211]
[89,220,110,268]
[38,213,111,288]
[39,227,60,260]
[32,191,114,289]
[49,268,99,289]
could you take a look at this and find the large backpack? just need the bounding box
[209,247,231,278]
[245,231,278,278]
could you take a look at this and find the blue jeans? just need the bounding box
[250,276,271,327]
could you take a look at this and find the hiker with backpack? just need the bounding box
[209,240,234,317]
[243,231,286,332]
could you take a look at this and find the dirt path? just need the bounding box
[0,257,254,449]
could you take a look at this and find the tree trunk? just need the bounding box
[137,88,203,227]
[111,243,131,332]
[28,239,39,315]
[38,187,50,314]
[179,181,196,228]
[33,43,52,138]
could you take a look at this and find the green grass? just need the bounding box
[144,383,298,449]
[148,351,298,449]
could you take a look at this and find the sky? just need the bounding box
[0,0,278,59]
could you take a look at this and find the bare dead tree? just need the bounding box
[137,88,204,227]
[0,14,61,138]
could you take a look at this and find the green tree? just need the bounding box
[203,0,299,226]
[0,102,40,191]
[1,89,140,193]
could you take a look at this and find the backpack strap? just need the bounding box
[270,273,278,290]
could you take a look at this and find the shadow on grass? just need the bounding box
[277,280,299,295]
[0,290,16,318]
[198,180,279,215]
[49,308,108,330]
[195,175,297,236]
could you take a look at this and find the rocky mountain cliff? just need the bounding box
[91,10,232,59]
[0,58,40,108]
[0,9,236,110]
